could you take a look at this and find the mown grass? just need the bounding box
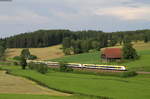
[5,45,64,61]
[0,94,98,99]
[0,71,69,96]
[0,66,150,99]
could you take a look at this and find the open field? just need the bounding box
[51,49,150,72]
[0,66,150,99]
[5,45,64,60]
[101,41,150,50]
[51,50,150,72]
[0,94,98,99]
[0,71,69,96]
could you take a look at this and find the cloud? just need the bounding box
[1,0,150,37]
[94,6,150,21]
[0,10,49,24]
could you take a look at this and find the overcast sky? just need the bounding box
[0,0,150,38]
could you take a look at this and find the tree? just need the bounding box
[122,43,138,59]
[81,40,90,53]
[109,38,118,47]
[63,48,73,55]
[0,46,5,57]
[62,37,71,49]
[91,41,100,50]
[144,36,148,43]
[0,40,6,60]
[21,49,31,59]
[20,49,37,60]
[20,57,27,69]
[59,62,73,72]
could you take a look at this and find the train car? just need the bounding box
[46,61,59,66]
[83,64,126,71]
[95,65,126,71]
[67,63,82,68]
[82,64,99,69]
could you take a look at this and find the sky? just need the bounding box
[0,0,150,38]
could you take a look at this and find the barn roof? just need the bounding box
[102,48,122,59]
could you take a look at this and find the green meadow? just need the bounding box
[51,49,150,72]
[0,94,97,99]
[0,66,150,99]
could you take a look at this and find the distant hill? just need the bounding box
[2,29,150,48]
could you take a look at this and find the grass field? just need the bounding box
[0,94,98,99]
[51,50,150,72]
[0,71,69,96]
[5,45,64,60]
[0,66,150,99]
[51,42,150,72]
[104,41,150,50]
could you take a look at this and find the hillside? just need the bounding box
[51,42,150,72]
[5,45,64,60]
[0,71,68,96]
[3,29,150,48]
[103,41,150,50]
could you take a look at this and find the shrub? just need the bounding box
[13,56,22,61]
[28,62,37,70]
[59,62,73,72]
[122,43,139,60]
[13,62,19,65]
[28,55,37,60]
[63,48,74,55]
[28,62,48,74]
[120,71,138,78]
[36,63,48,74]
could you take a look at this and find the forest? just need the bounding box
[0,39,6,59]
[0,29,150,55]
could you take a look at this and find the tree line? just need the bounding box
[0,39,6,59]
[62,30,150,54]
[1,29,150,55]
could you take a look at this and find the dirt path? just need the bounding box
[0,71,70,96]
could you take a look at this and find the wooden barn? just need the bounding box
[101,48,122,62]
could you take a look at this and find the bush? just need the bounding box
[28,62,37,70]
[59,62,73,72]
[122,43,139,60]
[63,48,73,55]
[28,62,48,74]
[37,63,48,74]
[120,71,138,78]
[13,62,19,65]
[13,56,22,61]
[28,55,37,60]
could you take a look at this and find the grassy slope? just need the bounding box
[5,45,64,60]
[0,94,95,99]
[0,66,150,99]
[52,42,150,72]
[0,71,68,96]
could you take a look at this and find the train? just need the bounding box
[27,60,126,71]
